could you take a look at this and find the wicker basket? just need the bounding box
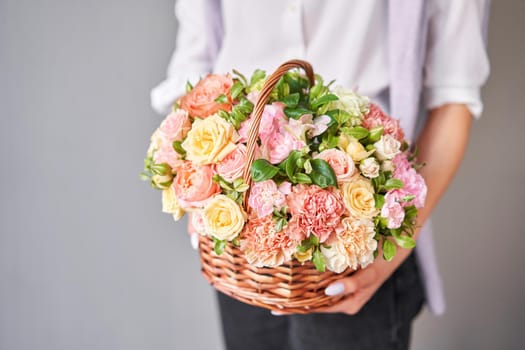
[199,60,353,314]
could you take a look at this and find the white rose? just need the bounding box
[329,86,370,122]
[374,135,401,161]
[360,157,380,179]
[321,243,349,273]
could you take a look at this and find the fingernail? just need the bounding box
[325,282,345,296]
[271,310,283,316]
[190,233,199,250]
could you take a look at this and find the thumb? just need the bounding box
[325,267,377,296]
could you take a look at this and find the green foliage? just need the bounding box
[382,239,396,262]
[309,159,338,188]
[213,237,226,255]
[312,249,326,272]
[250,159,280,182]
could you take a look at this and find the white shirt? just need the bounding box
[151,0,489,124]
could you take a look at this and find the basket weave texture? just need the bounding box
[199,60,353,314]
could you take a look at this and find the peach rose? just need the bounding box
[173,162,220,209]
[315,148,356,182]
[214,144,247,182]
[179,73,233,118]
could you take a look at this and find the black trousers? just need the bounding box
[217,253,425,350]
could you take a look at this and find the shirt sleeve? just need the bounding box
[423,0,490,118]
[150,0,223,115]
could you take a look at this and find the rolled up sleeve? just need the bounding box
[150,0,223,115]
[423,0,490,119]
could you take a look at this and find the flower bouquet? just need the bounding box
[141,60,426,313]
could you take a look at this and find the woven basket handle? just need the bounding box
[241,59,315,207]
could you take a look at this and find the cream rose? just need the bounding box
[294,247,314,264]
[341,177,379,219]
[381,160,394,172]
[162,185,185,221]
[338,134,373,162]
[360,157,380,179]
[203,195,246,241]
[321,244,348,273]
[374,135,401,161]
[182,114,239,165]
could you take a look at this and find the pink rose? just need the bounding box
[264,129,305,164]
[173,162,220,209]
[158,109,191,143]
[315,149,356,182]
[380,192,405,229]
[286,185,345,243]
[363,104,405,142]
[240,215,299,267]
[153,141,184,171]
[214,144,247,182]
[179,73,233,118]
[248,180,286,218]
[392,154,427,208]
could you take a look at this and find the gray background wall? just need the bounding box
[0,1,524,349]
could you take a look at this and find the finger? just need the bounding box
[271,310,291,316]
[319,288,370,315]
[324,267,378,296]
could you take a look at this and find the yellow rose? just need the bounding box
[341,177,379,219]
[203,195,246,241]
[182,114,239,165]
[338,134,373,162]
[162,186,185,221]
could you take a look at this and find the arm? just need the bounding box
[321,104,472,315]
[150,0,223,115]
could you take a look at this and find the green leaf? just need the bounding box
[230,81,244,99]
[151,163,171,176]
[185,80,193,93]
[385,178,404,190]
[232,69,248,85]
[275,218,287,232]
[344,126,370,140]
[284,107,313,120]
[312,249,326,272]
[213,238,226,255]
[172,141,187,156]
[309,159,338,188]
[366,126,384,143]
[284,151,302,179]
[250,69,266,85]
[310,93,339,110]
[382,239,396,262]
[214,94,228,104]
[294,173,312,184]
[374,194,385,209]
[391,231,417,249]
[250,159,280,182]
[281,93,300,108]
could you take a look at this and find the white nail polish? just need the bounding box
[325,282,345,296]
[271,310,283,316]
[190,233,199,250]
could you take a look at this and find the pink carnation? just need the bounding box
[391,153,427,208]
[286,185,345,243]
[238,103,284,143]
[240,215,299,267]
[380,192,405,229]
[363,104,404,142]
[248,180,286,218]
[214,144,247,182]
[264,129,306,164]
